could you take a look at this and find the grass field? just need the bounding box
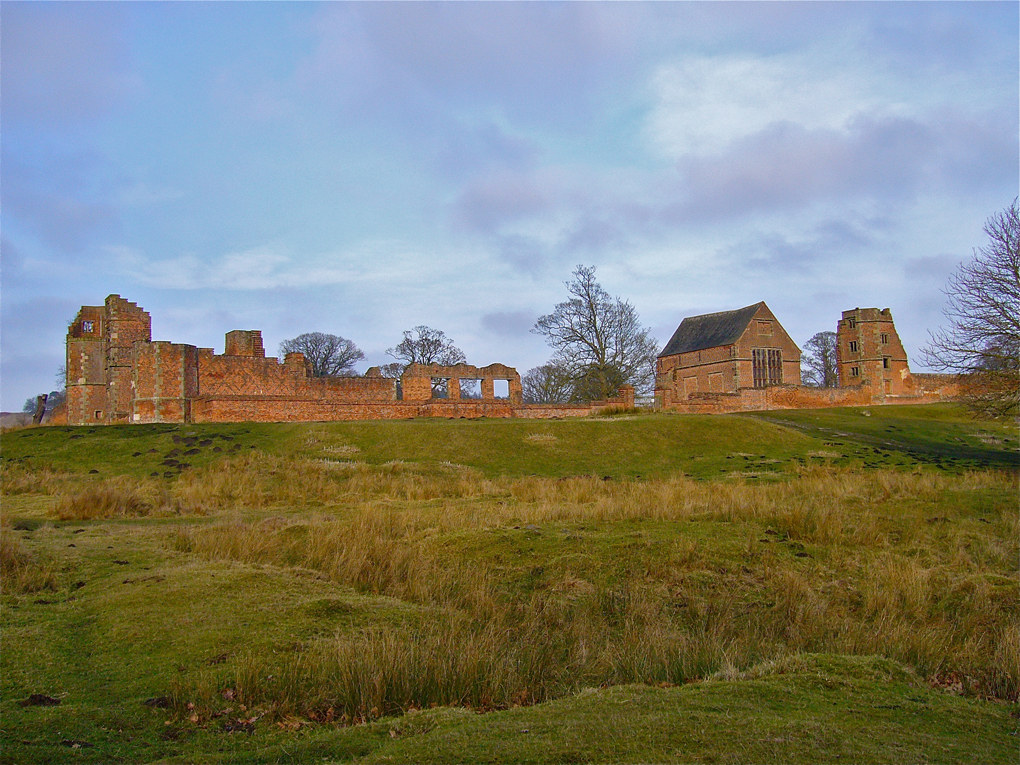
[1,404,1017,764]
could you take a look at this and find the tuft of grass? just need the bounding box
[0,526,58,594]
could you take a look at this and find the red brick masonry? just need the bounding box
[66,295,635,424]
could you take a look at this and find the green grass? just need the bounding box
[748,404,1019,472]
[2,404,1016,484]
[1,404,1017,764]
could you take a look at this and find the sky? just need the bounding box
[2,1,1017,410]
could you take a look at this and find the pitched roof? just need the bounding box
[658,302,764,358]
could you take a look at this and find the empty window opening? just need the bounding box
[82,320,94,333]
[493,379,510,399]
[883,357,890,369]
[848,318,857,329]
[848,341,859,353]
[881,333,889,344]
[430,377,449,399]
[94,410,103,419]
[460,379,481,399]
[850,366,860,377]
[752,348,783,388]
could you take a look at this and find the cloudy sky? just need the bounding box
[2,1,1017,410]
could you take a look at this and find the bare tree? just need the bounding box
[386,326,466,369]
[922,199,1019,417]
[378,362,406,379]
[387,326,466,396]
[801,331,838,387]
[279,333,364,377]
[533,265,659,401]
[522,362,574,404]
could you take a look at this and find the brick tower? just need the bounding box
[835,308,911,396]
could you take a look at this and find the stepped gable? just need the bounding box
[659,303,763,357]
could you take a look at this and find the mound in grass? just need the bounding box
[347,654,1015,765]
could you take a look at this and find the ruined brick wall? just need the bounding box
[836,308,911,395]
[670,384,874,414]
[66,306,107,425]
[197,353,395,402]
[900,373,959,400]
[192,398,515,422]
[132,342,200,423]
[105,296,152,423]
[401,363,523,404]
[224,330,266,358]
[66,297,151,425]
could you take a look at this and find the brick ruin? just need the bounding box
[65,295,634,425]
[63,294,954,426]
[655,303,957,414]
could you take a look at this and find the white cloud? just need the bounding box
[644,51,891,158]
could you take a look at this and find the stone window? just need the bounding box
[848,341,859,353]
[82,320,94,333]
[848,318,857,329]
[757,320,773,336]
[752,348,782,388]
[460,379,481,399]
[883,357,890,369]
[493,379,510,399]
[881,333,889,344]
[850,366,860,377]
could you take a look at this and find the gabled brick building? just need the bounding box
[655,302,801,407]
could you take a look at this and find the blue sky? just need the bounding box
[2,1,1017,410]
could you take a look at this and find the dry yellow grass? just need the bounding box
[163,461,1017,710]
[0,526,58,594]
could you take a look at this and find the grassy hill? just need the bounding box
[2,404,1017,763]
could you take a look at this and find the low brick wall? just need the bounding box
[192,397,521,422]
[664,379,958,414]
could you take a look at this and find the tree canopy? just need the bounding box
[278,333,364,377]
[521,362,574,404]
[801,331,838,387]
[533,265,658,401]
[386,326,466,369]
